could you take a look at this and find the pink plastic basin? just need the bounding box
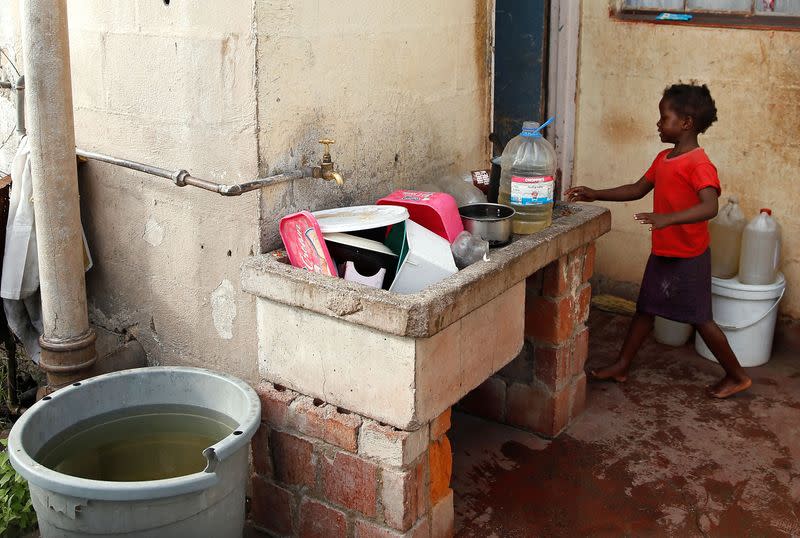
[377,190,464,243]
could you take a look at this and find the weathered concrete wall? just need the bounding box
[67,1,261,381]
[0,2,491,381]
[574,2,800,317]
[254,0,493,250]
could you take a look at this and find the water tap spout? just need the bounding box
[312,138,345,186]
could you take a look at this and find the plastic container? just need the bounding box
[377,190,464,243]
[696,273,785,367]
[8,367,260,538]
[436,174,487,207]
[279,211,337,277]
[739,208,781,285]
[385,220,458,294]
[709,196,746,279]
[654,316,693,346]
[497,120,557,234]
[324,233,398,289]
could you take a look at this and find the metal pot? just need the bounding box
[459,203,515,247]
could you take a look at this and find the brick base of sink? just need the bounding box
[458,242,595,438]
[250,383,454,538]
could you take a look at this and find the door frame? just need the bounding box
[546,0,581,193]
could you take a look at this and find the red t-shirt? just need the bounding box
[644,148,721,258]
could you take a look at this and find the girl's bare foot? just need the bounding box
[706,375,752,399]
[590,361,629,382]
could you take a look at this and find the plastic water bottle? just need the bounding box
[497,120,557,234]
[739,208,781,285]
[709,196,746,279]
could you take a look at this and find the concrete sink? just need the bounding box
[241,203,610,429]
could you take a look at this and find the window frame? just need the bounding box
[614,0,800,31]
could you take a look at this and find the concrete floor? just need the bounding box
[452,309,800,537]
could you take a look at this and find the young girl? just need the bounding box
[565,83,751,399]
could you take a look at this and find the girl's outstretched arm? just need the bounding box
[634,187,719,230]
[565,176,653,203]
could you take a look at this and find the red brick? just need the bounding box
[250,475,294,535]
[583,242,596,282]
[325,407,362,453]
[533,343,572,391]
[288,396,328,439]
[506,382,552,435]
[382,462,422,531]
[430,408,451,441]
[542,257,569,297]
[458,377,506,422]
[321,451,379,517]
[256,383,296,428]
[355,520,406,538]
[288,396,363,453]
[251,424,272,477]
[506,381,573,438]
[431,489,454,538]
[298,498,347,538]
[571,326,589,377]
[575,284,592,324]
[409,517,431,538]
[570,373,588,421]
[428,436,452,505]
[271,430,315,488]
[525,295,575,345]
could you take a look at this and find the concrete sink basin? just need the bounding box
[241,203,610,429]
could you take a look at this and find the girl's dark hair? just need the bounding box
[663,83,718,134]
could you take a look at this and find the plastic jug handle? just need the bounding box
[533,117,554,136]
[716,287,785,330]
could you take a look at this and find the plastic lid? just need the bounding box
[760,208,772,215]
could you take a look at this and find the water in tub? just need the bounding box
[35,404,235,481]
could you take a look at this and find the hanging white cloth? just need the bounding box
[1,136,38,300]
[2,136,42,363]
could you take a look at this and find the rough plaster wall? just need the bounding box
[574,2,800,317]
[0,1,22,173]
[0,1,492,382]
[254,0,493,250]
[67,1,261,382]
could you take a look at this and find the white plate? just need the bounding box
[312,205,408,233]
[323,232,398,257]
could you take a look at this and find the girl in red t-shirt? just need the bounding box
[565,83,751,399]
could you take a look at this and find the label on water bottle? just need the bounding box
[511,175,554,206]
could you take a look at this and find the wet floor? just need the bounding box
[452,309,800,537]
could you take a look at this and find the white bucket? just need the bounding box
[696,273,785,367]
[654,316,693,346]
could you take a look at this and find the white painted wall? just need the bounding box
[0,1,492,382]
[0,1,22,173]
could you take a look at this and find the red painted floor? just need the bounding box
[452,310,800,537]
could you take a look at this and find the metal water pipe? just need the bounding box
[22,0,96,393]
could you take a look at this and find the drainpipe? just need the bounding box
[22,0,96,393]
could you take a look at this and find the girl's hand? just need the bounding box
[565,186,597,203]
[634,212,672,230]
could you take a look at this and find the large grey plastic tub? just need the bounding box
[8,367,261,538]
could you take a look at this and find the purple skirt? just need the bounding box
[636,249,712,325]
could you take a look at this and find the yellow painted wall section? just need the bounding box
[574,2,800,318]
[0,2,492,381]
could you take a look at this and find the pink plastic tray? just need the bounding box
[377,190,463,243]
[279,211,337,277]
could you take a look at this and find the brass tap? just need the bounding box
[312,138,345,186]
